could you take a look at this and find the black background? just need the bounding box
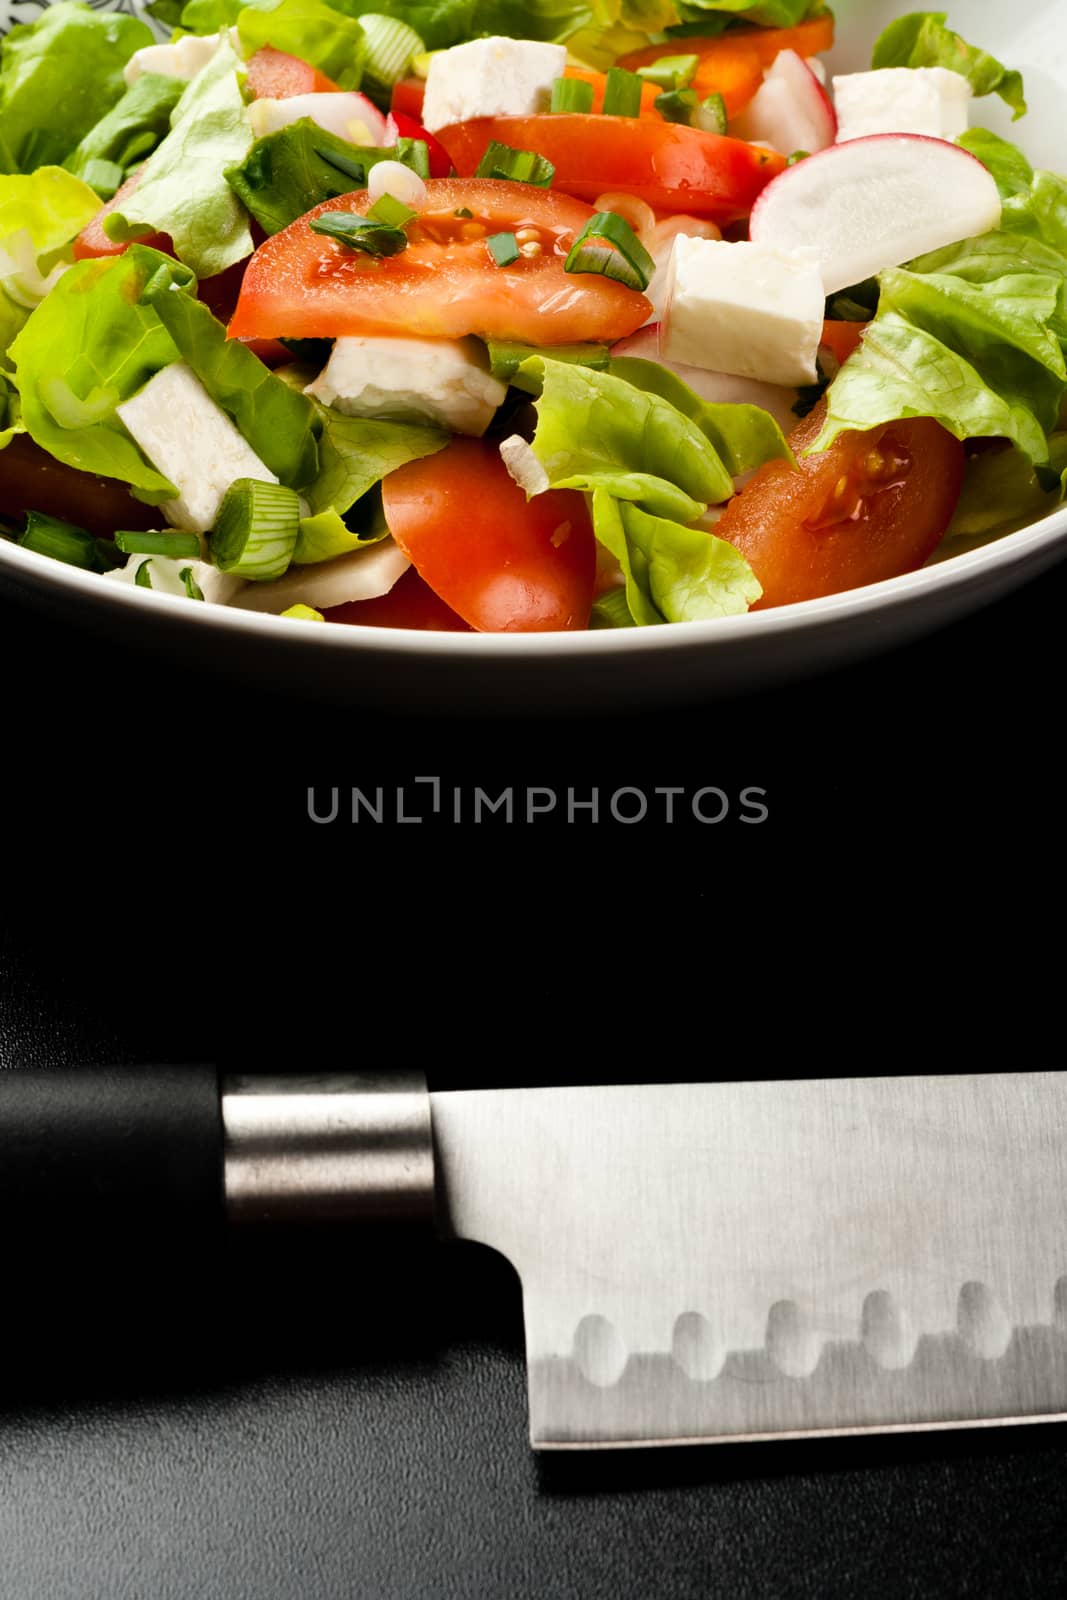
[0,565,1063,1597]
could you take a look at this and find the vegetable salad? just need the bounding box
[0,1,1063,632]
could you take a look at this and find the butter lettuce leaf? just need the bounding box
[235,0,368,90]
[65,74,186,194]
[0,369,22,448]
[0,167,101,360]
[592,489,760,625]
[609,355,793,476]
[225,121,423,235]
[104,40,253,278]
[297,407,446,560]
[871,11,1026,118]
[0,2,153,173]
[9,246,185,499]
[946,435,1067,542]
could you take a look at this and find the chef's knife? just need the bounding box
[3,1069,1065,1449]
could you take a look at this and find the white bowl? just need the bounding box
[1,0,1064,711]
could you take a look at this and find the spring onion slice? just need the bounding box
[486,339,611,383]
[359,14,424,111]
[367,192,418,227]
[18,512,101,571]
[487,231,520,267]
[636,55,698,90]
[309,213,408,256]
[114,529,202,558]
[787,149,811,166]
[134,559,153,588]
[281,603,325,621]
[550,77,594,114]
[180,566,205,600]
[474,141,555,187]
[211,480,300,581]
[602,67,643,117]
[80,157,126,199]
[694,93,728,135]
[564,212,654,293]
[655,88,698,125]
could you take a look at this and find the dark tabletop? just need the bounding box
[0,567,1062,1599]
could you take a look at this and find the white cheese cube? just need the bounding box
[833,67,972,143]
[421,37,567,133]
[248,94,386,148]
[230,542,411,613]
[305,336,508,437]
[116,363,279,535]
[661,237,824,388]
[123,31,227,89]
[103,553,245,605]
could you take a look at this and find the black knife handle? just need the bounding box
[0,1066,224,1277]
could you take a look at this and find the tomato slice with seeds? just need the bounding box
[228,177,651,344]
[437,116,786,223]
[716,401,965,609]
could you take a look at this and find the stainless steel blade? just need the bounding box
[430,1075,1067,1449]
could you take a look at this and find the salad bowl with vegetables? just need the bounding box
[0,0,1064,708]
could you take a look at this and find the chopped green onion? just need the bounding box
[94,538,127,572]
[359,14,425,111]
[454,207,473,219]
[80,157,125,199]
[314,138,429,189]
[485,339,611,383]
[281,603,325,621]
[18,511,101,571]
[134,559,153,588]
[636,54,698,91]
[120,129,158,168]
[564,211,654,293]
[474,140,555,187]
[602,67,643,118]
[787,149,811,166]
[114,529,201,558]
[590,587,635,629]
[694,93,728,135]
[179,566,205,601]
[211,480,301,581]
[313,144,367,185]
[550,76,594,114]
[367,192,417,227]
[655,88,698,125]
[309,213,408,256]
[487,231,520,268]
[395,136,430,180]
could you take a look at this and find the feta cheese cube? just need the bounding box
[305,336,508,437]
[123,31,228,89]
[103,553,245,605]
[661,237,824,388]
[421,37,567,133]
[116,363,279,535]
[231,542,411,614]
[833,67,972,144]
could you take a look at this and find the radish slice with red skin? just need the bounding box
[749,133,1001,295]
[732,50,836,154]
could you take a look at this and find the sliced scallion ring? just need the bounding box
[367,191,418,227]
[309,213,408,256]
[360,14,425,110]
[211,480,300,581]
[179,566,205,601]
[473,140,555,187]
[563,211,654,292]
[487,231,520,267]
[654,88,699,125]
[550,76,594,114]
[636,54,699,91]
[601,67,643,117]
[114,529,201,559]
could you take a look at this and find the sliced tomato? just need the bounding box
[228,177,651,344]
[716,400,965,609]
[386,108,452,179]
[820,320,867,367]
[382,437,596,632]
[437,117,786,223]
[326,567,472,630]
[619,15,836,119]
[0,433,160,539]
[245,45,341,99]
[73,170,168,260]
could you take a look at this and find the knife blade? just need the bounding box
[3,1069,1065,1450]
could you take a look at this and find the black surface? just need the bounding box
[1,565,1064,1597]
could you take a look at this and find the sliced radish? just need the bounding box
[750,134,1002,296]
[231,541,410,613]
[611,326,801,437]
[249,92,389,148]
[732,49,836,155]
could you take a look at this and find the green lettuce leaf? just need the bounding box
[871,11,1026,119]
[946,436,1067,541]
[0,368,22,448]
[225,120,423,235]
[304,408,447,520]
[9,246,185,500]
[236,0,368,90]
[65,74,186,194]
[0,167,102,360]
[609,355,793,476]
[139,259,320,489]
[592,489,760,625]
[104,39,254,278]
[0,2,153,174]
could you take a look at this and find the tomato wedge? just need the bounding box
[391,76,426,120]
[437,117,786,223]
[245,46,342,98]
[382,437,596,632]
[619,15,836,118]
[716,401,965,609]
[326,567,472,630]
[228,178,651,344]
[73,169,168,260]
[820,320,867,367]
